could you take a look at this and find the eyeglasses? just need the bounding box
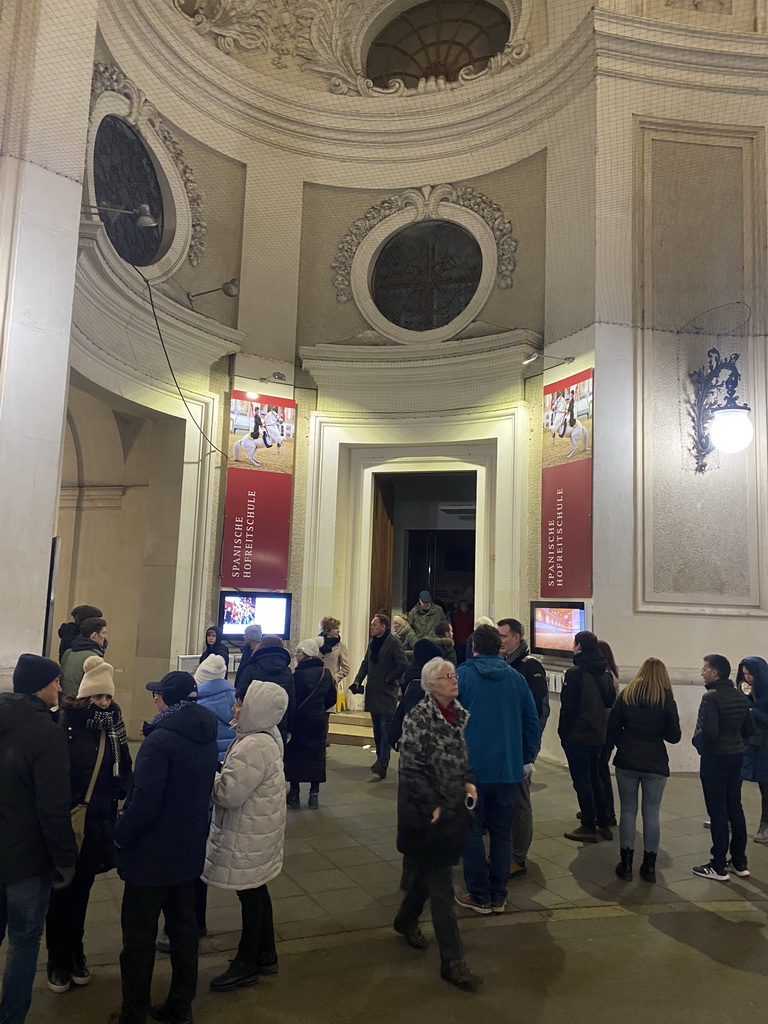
[437,672,458,681]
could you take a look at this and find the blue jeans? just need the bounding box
[370,714,393,767]
[462,782,515,905]
[615,767,667,852]
[0,874,52,1024]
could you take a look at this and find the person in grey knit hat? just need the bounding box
[285,641,336,808]
[234,623,262,693]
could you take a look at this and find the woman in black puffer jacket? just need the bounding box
[607,658,681,883]
[45,657,132,994]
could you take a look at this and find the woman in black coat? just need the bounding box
[285,640,336,809]
[45,656,132,993]
[200,625,229,671]
[606,657,681,883]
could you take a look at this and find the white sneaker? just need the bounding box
[727,860,750,878]
[692,863,729,881]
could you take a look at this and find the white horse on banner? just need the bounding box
[549,395,590,459]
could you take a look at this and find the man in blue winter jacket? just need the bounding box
[455,624,540,914]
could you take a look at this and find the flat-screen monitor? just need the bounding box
[530,601,591,659]
[218,591,292,640]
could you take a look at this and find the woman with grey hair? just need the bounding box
[285,640,336,808]
[394,657,481,992]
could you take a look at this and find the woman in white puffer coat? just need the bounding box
[203,679,288,992]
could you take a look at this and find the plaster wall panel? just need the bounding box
[297,151,547,348]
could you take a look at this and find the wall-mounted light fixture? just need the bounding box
[522,352,575,373]
[689,348,753,473]
[188,278,240,305]
[81,203,158,228]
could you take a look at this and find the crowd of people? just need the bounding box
[1,597,767,1020]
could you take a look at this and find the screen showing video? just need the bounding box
[532,605,585,654]
[219,592,291,638]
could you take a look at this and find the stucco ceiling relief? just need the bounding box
[170,0,530,96]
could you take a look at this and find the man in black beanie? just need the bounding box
[0,654,78,1024]
[558,631,617,844]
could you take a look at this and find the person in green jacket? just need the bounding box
[60,618,108,698]
[406,592,444,641]
[392,615,417,652]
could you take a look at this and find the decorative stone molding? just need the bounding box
[170,0,531,96]
[59,486,125,511]
[331,183,517,344]
[90,62,206,267]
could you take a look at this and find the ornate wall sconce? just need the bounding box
[689,348,753,473]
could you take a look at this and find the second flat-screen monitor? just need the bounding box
[530,601,591,659]
[219,591,292,640]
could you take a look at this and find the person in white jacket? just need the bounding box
[203,680,288,992]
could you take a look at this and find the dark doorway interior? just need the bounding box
[405,529,475,614]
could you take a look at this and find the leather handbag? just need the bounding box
[70,730,106,850]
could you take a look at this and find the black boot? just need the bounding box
[286,789,300,808]
[615,847,633,880]
[639,851,657,883]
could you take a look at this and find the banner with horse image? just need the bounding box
[540,369,593,598]
[221,390,296,590]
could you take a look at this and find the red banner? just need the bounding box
[540,369,593,597]
[221,391,296,590]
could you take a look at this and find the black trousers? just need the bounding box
[395,855,463,963]
[700,754,748,872]
[599,742,616,820]
[236,885,276,969]
[120,880,198,1024]
[45,859,97,966]
[562,740,610,829]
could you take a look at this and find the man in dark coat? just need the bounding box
[0,654,78,1024]
[559,631,616,844]
[236,634,296,742]
[353,614,407,780]
[110,672,218,1024]
[57,604,102,661]
[692,654,755,881]
[498,617,550,877]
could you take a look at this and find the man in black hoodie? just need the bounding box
[60,617,108,698]
[498,618,550,876]
[110,672,218,1024]
[236,634,296,742]
[0,654,78,1024]
[692,654,755,881]
[57,604,102,661]
[558,631,616,844]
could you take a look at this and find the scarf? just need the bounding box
[370,630,389,664]
[319,634,340,655]
[150,700,195,727]
[85,705,128,778]
[434,696,458,727]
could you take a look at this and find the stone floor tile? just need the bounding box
[291,869,357,893]
[322,845,386,868]
[276,916,342,941]
[342,861,402,886]
[311,887,384,914]
[305,833,363,853]
[282,851,336,874]
[270,895,329,923]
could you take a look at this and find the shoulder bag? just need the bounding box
[70,730,107,850]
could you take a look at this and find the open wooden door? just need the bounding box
[369,474,395,620]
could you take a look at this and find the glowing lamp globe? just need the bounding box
[709,408,754,454]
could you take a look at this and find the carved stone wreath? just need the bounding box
[170,0,529,97]
[91,63,206,267]
[331,183,517,304]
